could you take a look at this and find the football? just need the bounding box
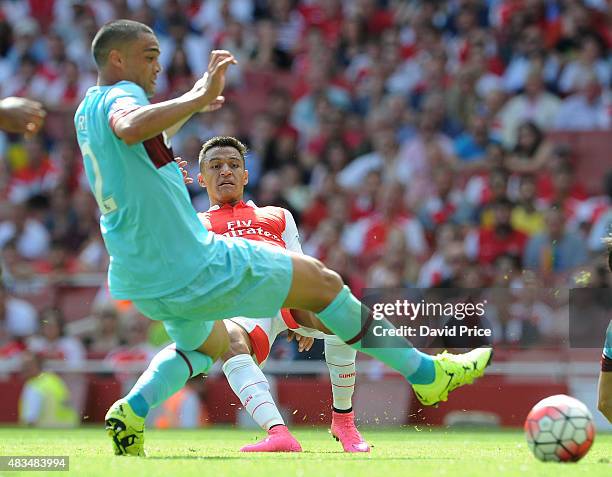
[524,394,596,462]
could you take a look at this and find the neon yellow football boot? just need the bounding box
[412,347,493,406]
[105,399,146,456]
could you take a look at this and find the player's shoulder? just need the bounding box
[103,81,148,109]
[255,204,290,220]
[107,80,147,98]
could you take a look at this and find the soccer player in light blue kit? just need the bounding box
[598,238,612,423]
[75,20,492,456]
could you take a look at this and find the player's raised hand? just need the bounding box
[192,72,226,113]
[198,50,237,108]
[0,97,46,135]
[175,157,193,185]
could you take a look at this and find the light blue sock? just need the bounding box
[317,286,436,385]
[125,343,213,417]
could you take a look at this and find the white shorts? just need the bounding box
[228,309,328,366]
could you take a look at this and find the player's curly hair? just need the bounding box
[198,136,247,167]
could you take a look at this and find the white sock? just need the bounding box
[222,354,284,430]
[324,335,357,411]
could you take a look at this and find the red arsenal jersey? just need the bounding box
[197,200,301,252]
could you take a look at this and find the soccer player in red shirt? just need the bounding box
[193,137,369,452]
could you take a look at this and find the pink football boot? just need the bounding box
[240,425,302,452]
[331,411,371,452]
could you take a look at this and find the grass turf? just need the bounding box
[1,427,610,477]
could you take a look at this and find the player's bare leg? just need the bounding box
[105,322,229,456]
[598,371,612,423]
[284,254,492,406]
[221,321,301,452]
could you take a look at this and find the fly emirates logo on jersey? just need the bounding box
[223,219,283,244]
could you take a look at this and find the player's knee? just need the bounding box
[221,323,252,362]
[222,338,251,362]
[317,262,344,301]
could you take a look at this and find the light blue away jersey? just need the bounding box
[605,320,612,359]
[74,81,213,299]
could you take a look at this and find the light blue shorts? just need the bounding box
[132,234,294,351]
[605,320,612,360]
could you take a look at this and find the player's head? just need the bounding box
[198,136,248,205]
[91,19,160,97]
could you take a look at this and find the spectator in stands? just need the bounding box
[249,19,292,71]
[399,111,455,207]
[0,199,50,260]
[499,69,560,146]
[309,139,351,193]
[27,307,86,414]
[50,140,84,194]
[492,254,524,289]
[303,218,343,262]
[502,25,558,93]
[84,306,124,355]
[367,228,416,288]
[558,33,609,95]
[342,182,427,264]
[504,121,554,175]
[473,166,510,228]
[0,281,37,355]
[105,314,157,394]
[44,187,77,246]
[588,171,612,253]
[554,71,611,131]
[418,230,468,288]
[418,165,470,231]
[523,206,589,277]
[538,161,588,229]
[511,175,545,237]
[8,136,59,203]
[27,307,85,368]
[164,48,195,96]
[445,64,480,132]
[453,114,500,168]
[290,63,351,141]
[0,238,39,293]
[19,351,78,428]
[158,13,210,77]
[337,124,400,189]
[468,198,527,265]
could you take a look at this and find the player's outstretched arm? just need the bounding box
[0,97,46,134]
[114,50,236,145]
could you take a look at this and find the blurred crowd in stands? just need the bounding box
[1,0,611,381]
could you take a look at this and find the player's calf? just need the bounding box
[598,371,612,423]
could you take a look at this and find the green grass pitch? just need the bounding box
[1,427,610,477]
